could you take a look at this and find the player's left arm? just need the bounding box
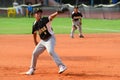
[73,16,82,19]
[79,12,83,25]
[79,17,82,25]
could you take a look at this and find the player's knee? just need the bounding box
[73,26,77,30]
[32,51,39,57]
[47,50,54,56]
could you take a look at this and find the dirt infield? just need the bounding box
[0,34,120,80]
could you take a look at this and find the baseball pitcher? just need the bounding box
[25,9,67,75]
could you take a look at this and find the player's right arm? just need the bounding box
[33,32,38,46]
[32,21,38,46]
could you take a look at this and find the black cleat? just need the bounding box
[79,35,84,38]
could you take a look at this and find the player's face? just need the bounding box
[74,8,78,13]
[34,12,42,21]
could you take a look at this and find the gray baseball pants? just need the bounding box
[30,35,64,69]
[70,20,83,37]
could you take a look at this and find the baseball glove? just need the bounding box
[57,9,63,14]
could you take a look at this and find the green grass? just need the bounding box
[0,17,120,34]
[0,18,34,34]
[82,19,120,33]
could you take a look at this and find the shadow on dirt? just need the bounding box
[64,72,120,78]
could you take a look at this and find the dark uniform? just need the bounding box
[32,17,51,40]
[72,11,83,21]
[28,17,65,74]
[70,11,84,38]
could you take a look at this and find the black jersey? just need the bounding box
[71,11,83,21]
[32,17,51,40]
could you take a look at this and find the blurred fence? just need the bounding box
[0,2,120,19]
[79,2,120,19]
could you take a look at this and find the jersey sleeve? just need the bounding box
[32,21,38,34]
[32,25,35,34]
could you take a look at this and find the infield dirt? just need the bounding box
[0,34,120,80]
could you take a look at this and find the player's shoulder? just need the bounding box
[78,11,81,13]
[72,11,75,14]
[79,11,83,14]
[33,20,37,25]
[41,17,49,21]
[41,17,49,23]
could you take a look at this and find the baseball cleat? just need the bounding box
[71,36,74,38]
[25,68,35,75]
[70,35,74,38]
[79,35,84,38]
[58,65,67,74]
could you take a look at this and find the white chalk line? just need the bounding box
[83,28,120,32]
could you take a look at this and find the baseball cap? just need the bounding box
[34,8,43,14]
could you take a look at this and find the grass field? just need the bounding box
[0,17,120,34]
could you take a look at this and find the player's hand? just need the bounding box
[34,41,38,46]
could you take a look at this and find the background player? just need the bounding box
[70,6,84,38]
[25,9,67,75]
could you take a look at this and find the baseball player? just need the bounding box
[25,9,67,75]
[70,6,84,38]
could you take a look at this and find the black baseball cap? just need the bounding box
[34,9,43,14]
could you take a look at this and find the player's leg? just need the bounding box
[26,41,46,75]
[70,20,78,38]
[70,25,77,38]
[30,43,46,69]
[45,35,67,73]
[77,22,84,38]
